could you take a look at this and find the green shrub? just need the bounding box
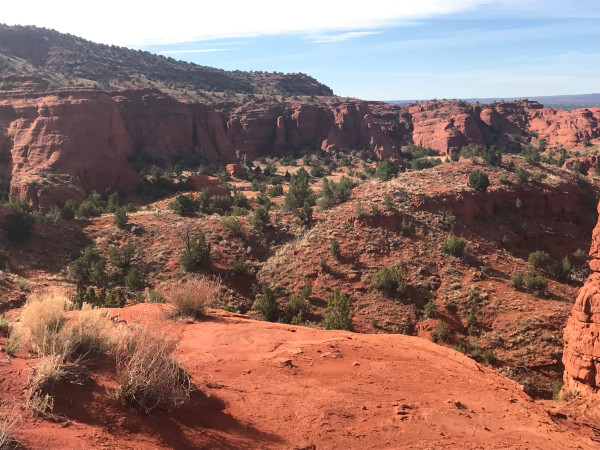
[521,144,541,164]
[466,311,477,333]
[284,294,311,324]
[467,170,490,192]
[375,159,399,181]
[524,273,548,295]
[552,379,564,401]
[147,290,165,303]
[372,265,407,295]
[532,172,547,184]
[231,257,252,275]
[221,216,242,236]
[284,168,315,210]
[107,242,139,270]
[251,207,271,232]
[399,219,412,236]
[515,167,531,184]
[330,239,341,259]
[60,199,78,220]
[322,289,353,330]
[510,272,524,290]
[113,207,129,229]
[482,349,496,364]
[460,144,483,158]
[2,211,34,243]
[69,247,106,285]
[253,286,279,322]
[169,194,198,217]
[382,193,394,210]
[77,191,105,218]
[267,184,284,197]
[554,256,571,282]
[251,180,266,192]
[528,250,552,271]
[45,205,62,222]
[410,158,442,170]
[442,214,456,230]
[310,161,326,178]
[434,321,448,342]
[180,234,211,271]
[124,267,143,290]
[442,236,467,257]
[423,299,437,318]
[317,177,356,210]
[482,146,502,166]
[294,204,313,227]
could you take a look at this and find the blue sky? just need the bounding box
[4,0,600,100]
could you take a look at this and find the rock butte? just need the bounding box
[0,90,599,210]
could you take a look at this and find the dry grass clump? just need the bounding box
[164,277,220,319]
[17,290,72,356]
[0,411,20,449]
[115,325,193,413]
[14,292,116,414]
[70,304,115,355]
[12,291,195,416]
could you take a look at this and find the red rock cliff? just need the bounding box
[1,89,599,209]
[0,90,139,210]
[563,201,600,395]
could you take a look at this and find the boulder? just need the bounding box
[185,174,228,196]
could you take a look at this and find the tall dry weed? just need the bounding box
[115,325,192,413]
[163,277,220,319]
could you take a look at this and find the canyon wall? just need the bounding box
[0,88,599,209]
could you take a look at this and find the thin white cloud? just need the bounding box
[159,48,233,54]
[310,31,380,44]
[1,0,493,46]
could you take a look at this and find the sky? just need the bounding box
[2,0,600,100]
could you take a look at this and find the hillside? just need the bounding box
[0,24,333,98]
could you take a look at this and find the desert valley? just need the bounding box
[1,19,600,449]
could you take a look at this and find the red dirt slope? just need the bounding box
[2,304,595,448]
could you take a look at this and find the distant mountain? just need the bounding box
[388,93,600,111]
[0,24,333,97]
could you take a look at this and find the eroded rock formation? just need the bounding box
[0,89,599,209]
[563,201,600,395]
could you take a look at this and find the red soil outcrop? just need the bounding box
[1,304,595,448]
[563,200,600,396]
[184,174,228,195]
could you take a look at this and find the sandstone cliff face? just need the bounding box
[0,90,139,210]
[528,107,600,147]
[409,101,486,155]
[563,201,600,395]
[408,99,600,155]
[1,89,599,210]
